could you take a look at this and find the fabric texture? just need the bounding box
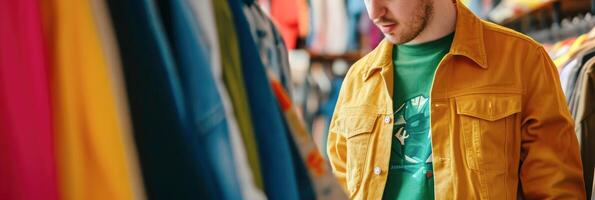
[327,1,586,199]
[0,0,58,199]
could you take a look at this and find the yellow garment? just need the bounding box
[45,0,144,199]
[327,1,585,199]
[554,35,588,67]
[91,0,146,198]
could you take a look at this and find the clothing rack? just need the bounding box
[499,0,592,33]
[308,51,363,63]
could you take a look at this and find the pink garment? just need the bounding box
[0,0,59,199]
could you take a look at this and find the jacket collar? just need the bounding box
[364,0,488,81]
[450,0,488,69]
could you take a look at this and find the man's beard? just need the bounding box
[381,0,434,44]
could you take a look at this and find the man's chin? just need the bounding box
[384,31,419,45]
[384,34,404,45]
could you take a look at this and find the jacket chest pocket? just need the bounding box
[455,94,521,173]
[334,109,378,194]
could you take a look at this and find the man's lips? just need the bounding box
[379,23,396,33]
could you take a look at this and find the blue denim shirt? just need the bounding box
[167,0,244,199]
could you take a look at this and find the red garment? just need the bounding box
[0,0,58,199]
[270,0,300,49]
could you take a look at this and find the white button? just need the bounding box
[373,167,382,175]
[384,116,391,124]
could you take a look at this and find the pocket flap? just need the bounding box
[455,94,522,121]
[343,115,377,138]
[331,105,379,138]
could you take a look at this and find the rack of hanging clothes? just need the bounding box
[545,25,595,199]
[0,0,347,200]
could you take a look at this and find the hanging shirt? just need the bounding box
[46,0,146,198]
[243,3,293,94]
[0,1,58,199]
[107,0,216,198]
[227,0,300,199]
[189,0,266,198]
[162,0,247,199]
[382,32,454,200]
[90,0,146,198]
[574,55,595,199]
[243,3,314,199]
[211,1,265,190]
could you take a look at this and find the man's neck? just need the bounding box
[405,0,457,45]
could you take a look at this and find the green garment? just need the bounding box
[382,32,454,200]
[212,0,264,190]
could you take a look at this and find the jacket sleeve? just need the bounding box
[326,73,352,194]
[327,122,348,192]
[520,46,586,199]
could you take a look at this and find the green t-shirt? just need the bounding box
[382,32,454,200]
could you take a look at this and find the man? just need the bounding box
[326,0,587,199]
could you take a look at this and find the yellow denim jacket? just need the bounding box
[326,1,586,199]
